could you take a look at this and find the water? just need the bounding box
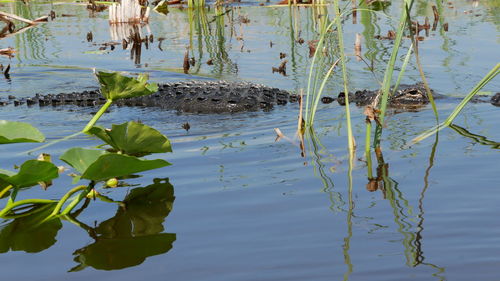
[0,0,499,280]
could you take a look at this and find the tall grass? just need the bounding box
[332,0,355,155]
[372,0,414,148]
[411,63,500,145]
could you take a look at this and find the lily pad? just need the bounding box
[95,71,158,101]
[81,154,171,181]
[60,148,107,174]
[88,121,172,156]
[0,160,59,188]
[0,120,45,144]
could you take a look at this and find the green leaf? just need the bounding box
[60,148,107,174]
[0,160,59,188]
[81,154,171,181]
[0,120,44,144]
[0,203,62,253]
[154,0,169,15]
[88,121,172,156]
[95,71,158,101]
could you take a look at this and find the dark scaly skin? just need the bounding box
[2,81,496,113]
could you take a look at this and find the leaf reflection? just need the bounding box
[70,178,176,271]
[0,203,62,253]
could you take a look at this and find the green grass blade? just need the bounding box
[410,63,500,145]
[392,43,413,96]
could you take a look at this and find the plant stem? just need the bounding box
[0,185,13,199]
[50,185,87,217]
[61,182,95,215]
[0,199,55,218]
[333,0,355,155]
[411,63,500,145]
[82,99,113,133]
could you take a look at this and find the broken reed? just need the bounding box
[109,0,150,24]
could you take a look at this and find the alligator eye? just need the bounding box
[408,89,420,95]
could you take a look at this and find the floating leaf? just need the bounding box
[81,154,171,181]
[88,121,172,156]
[0,120,44,144]
[154,0,169,15]
[95,71,158,101]
[0,160,59,188]
[60,148,107,175]
[0,203,62,253]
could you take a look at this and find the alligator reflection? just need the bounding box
[0,178,176,271]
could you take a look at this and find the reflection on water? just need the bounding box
[450,124,500,149]
[0,178,176,271]
[0,203,62,253]
[306,129,450,279]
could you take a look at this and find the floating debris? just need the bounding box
[307,40,317,57]
[272,60,287,76]
[86,31,93,42]
[183,50,190,74]
[374,30,396,40]
[0,47,15,58]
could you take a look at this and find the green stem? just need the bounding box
[378,0,413,124]
[50,185,87,217]
[22,131,83,156]
[365,120,372,179]
[333,0,354,155]
[309,58,341,124]
[0,185,13,199]
[411,63,500,145]
[82,99,113,133]
[0,199,55,218]
[61,182,95,215]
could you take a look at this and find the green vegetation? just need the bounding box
[0,72,172,226]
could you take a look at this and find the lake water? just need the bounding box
[0,0,499,280]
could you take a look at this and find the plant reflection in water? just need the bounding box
[0,178,176,271]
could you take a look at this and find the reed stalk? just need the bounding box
[333,0,355,155]
[372,0,414,149]
[411,63,500,145]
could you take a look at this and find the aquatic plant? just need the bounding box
[0,72,171,224]
[411,63,500,145]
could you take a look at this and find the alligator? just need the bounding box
[1,81,498,113]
